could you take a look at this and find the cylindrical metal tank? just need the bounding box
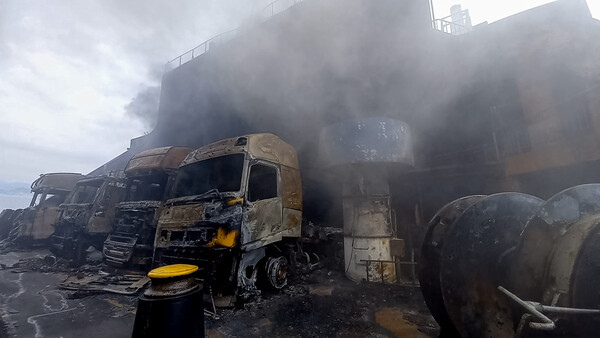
[132,264,204,338]
[509,184,600,335]
[418,195,485,336]
[439,193,543,337]
[420,185,600,337]
[319,117,413,283]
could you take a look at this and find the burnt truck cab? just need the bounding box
[153,134,303,297]
[103,146,192,268]
[16,173,83,244]
[51,175,126,261]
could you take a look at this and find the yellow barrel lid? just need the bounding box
[147,264,199,279]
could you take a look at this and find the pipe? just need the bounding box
[532,303,600,315]
[497,286,555,330]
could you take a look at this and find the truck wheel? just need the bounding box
[265,256,288,289]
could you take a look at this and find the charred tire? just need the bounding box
[260,256,288,290]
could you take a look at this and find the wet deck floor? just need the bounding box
[0,249,438,337]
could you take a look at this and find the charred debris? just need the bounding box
[2,0,600,336]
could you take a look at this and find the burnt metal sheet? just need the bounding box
[31,173,84,193]
[242,198,283,246]
[318,117,413,168]
[281,166,302,211]
[440,193,543,337]
[511,184,600,304]
[181,133,300,169]
[125,146,193,175]
[418,195,485,336]
[60,274,150,295]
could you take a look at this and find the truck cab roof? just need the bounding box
[31,173,84,194]
[125,146,193,176]
[181,133,299,169]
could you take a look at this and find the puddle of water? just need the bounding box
[375,307,427,338]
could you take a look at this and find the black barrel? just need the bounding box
[132,264,204,338]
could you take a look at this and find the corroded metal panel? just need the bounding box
[157,204,205,229]
[242,197,283,247]
[541,213,600,307]
[511,184,600,303]
[181,133,299,169]
[281,166,302,211]
[282,208,302,238]
[342,198,392,237]
[31,173,83,193]
[31,207,60,240]
[125,146,193,175]
[343,237,396,283]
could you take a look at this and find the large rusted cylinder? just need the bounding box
[421,186,600,337]
[319,117,413,283]
[509,184,600,335]
[439,193,543,337]
[418,195,485,336]
[419,193,543,337]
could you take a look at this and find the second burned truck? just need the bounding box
[103,146,192,269]
[152,134,303,297]
[51,175,126,261]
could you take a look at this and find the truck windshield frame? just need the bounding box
[70,182,101,204]
[125,173,168,202]
[173,153,245,198]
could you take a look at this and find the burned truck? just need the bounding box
[153,134,303,297]
[6,173,83,245]
[51,175,126,261]
[103,146,192,269]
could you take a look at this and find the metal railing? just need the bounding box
[432,10,472,35]
[165,0,304,72]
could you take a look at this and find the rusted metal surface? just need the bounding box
[511,184,600,305]
[30,173,84,195]
[181,133,300,170]
[505,185,600,336]
[125,146,192,176]
[571,222,600,308]
[418,195,485,336]
[243,197,284,250]
[281,166,302,210]
[439,192,543,337]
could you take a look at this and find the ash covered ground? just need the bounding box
[0,248,438,337]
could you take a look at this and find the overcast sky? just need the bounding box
[0,0,598,184]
